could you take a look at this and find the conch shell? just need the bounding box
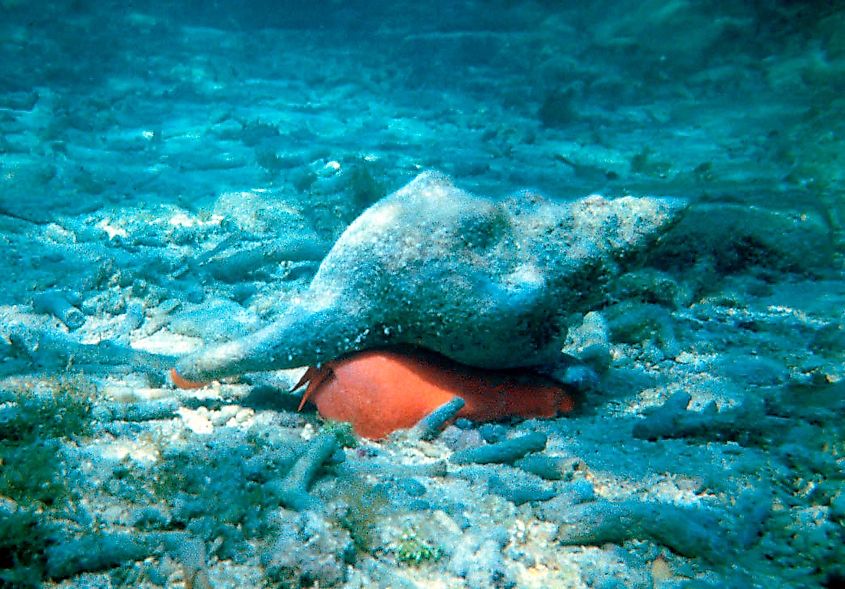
[174,172,684,383]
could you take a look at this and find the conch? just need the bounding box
[173,172,684,384]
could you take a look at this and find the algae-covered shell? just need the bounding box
[175,172,685,382]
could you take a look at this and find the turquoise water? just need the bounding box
[0,2,842,588]
[2,1,841,222]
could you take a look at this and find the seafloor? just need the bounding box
[0,1,843,588]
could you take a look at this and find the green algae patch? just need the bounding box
[0,376,94,507]
[394,532,444,566]
[0,376,96,585]
[321,420,359,449]
[0,508,55,589]
[335,477,390,554]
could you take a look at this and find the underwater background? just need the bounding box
[0,1,843,587]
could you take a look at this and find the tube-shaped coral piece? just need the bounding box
[33,290,85,330]
[408,396,466,441]
[5,322,175,374]
[555,499,726,563]
[450,431,548,465]
[271,432,339,511]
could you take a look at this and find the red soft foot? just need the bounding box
[170,368,208,390]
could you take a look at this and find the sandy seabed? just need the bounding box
[0,1,843,587]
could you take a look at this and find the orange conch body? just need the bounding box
[295,348,574,439]
[170,369,207,390]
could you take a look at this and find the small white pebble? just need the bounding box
[177,407,214,435]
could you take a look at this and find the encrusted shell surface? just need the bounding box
[175,172,685,381]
